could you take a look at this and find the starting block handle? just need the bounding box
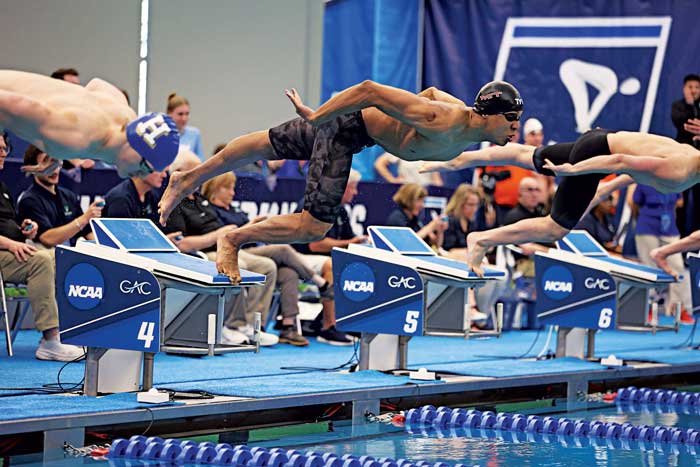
[651,302,658,335]
[207,314,216,356]
[496,302,504,337]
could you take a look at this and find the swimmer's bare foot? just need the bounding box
[466,232,486,277]
[650,247,677,279]
[217,232,241,284]
[159,170,194,226]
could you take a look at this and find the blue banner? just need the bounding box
[423,1,700,142]
[1,160,454,235]
[322,0,421,181]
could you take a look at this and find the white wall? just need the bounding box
[0,0,141,99]
[148,0,323,156]
[0,0,324,157]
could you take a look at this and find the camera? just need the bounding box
[480,169,511,196]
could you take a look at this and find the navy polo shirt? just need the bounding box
[103,179,161,227]
[213,204,250,227]
[164,192,222,252]
[386,208,423,232]
[0,181,24,242]
[293,201,355,255]
[17,181,88,246]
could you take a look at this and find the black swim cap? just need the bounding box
[473,81,523,116]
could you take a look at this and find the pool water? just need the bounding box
[255,405,700,467]
[12,404,700,467]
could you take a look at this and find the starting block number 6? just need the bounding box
[137,321,156,349]
[598,308,613,329]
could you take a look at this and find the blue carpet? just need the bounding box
[427,357,606,377]
[0,392,180,421]
[163,370,433,398]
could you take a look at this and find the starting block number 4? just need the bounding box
[138,321,156,348]
[404,311,420,334]
[598,308,613,329]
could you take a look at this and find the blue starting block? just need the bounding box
[535,230,678,359]
[56,219,265,395]
[689,253,700,316]
[333,226,506,371]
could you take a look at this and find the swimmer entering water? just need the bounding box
[0,70,179,177]
[159,80,523,282]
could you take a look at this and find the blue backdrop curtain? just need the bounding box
[321,0,421,181]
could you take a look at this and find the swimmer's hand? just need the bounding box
[285,88,316,124]
[543,158,575,176]
[419,161,450,173]
[21,158,62,177]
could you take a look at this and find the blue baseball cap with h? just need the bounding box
[126,112,179,171]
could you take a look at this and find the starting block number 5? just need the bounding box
[137,321,156,349]
[404,311,420,334]
[598,308,613,329]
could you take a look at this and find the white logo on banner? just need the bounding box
[560,59,641,133]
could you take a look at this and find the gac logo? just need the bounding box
[119,280,152,295]
[584,277,611,291]
[387,276,416,289]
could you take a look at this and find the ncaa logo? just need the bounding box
[65,263,105,310]
[542,265,574,300]
[340,262,375,302]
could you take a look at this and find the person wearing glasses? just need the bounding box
[17,145,102,248]
[0,70,179,178]
[159,80,523,282]
[0,133,83,361]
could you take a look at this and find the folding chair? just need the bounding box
[0,270,31,356]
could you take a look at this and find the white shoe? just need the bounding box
[470,308,488,321]
[221,326,250,345]
[238,324,279,347]
[35,338,85,362]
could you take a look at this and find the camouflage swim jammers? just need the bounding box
[268,111,375,223]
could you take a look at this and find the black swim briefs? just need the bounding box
[532,128,615,229]
[268,112,375,223]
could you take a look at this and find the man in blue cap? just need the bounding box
[0,70,179,178]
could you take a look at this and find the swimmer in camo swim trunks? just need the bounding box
[159,80,524,282]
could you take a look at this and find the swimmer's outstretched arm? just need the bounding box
[543,153,665,177]
[285,81,458,133]
[420,143,536,173]
[650,230,700,278]
[582,175,634,217]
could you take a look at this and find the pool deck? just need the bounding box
[2,325,700,458]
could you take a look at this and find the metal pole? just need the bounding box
[142,352,155,390]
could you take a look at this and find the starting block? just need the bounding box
[332,226,506,371]
[689,253,700,316]
[56,219,265,395]
[535,230,678,359]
